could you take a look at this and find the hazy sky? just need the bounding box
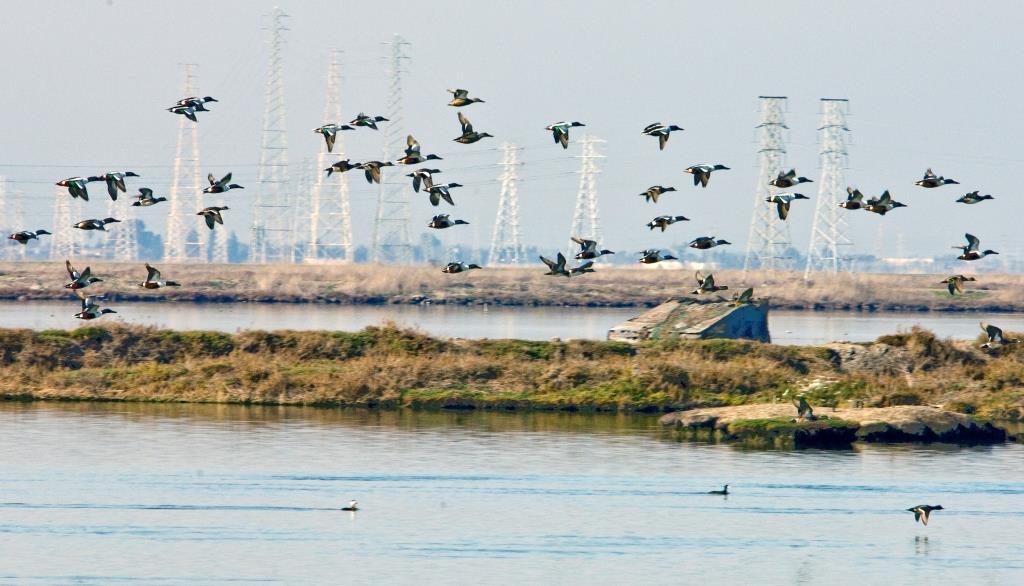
[2,0,1022,260]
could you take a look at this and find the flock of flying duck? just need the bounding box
[1,86,1006,326]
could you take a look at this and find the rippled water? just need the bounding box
[1,403,1021,585]
[4,300,1023,345]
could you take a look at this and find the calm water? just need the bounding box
[3,301,1022,345]
[0,403,1022,585]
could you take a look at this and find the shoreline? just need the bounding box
[1,323,1022,423]
[3,262,1024,312]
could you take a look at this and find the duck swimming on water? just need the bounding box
[546,121,585,149]
[341,500,359,511]
[708,485,729,495]
[915,168,959,188]
[7,229,50,244]
[642,122,684,150]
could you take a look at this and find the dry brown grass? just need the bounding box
[1,324,1023,419]
[3,261,1024,310]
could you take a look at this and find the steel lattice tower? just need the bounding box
[251,6,293,263]
[743,96,793,273]
[805,98,853,277]
[487,143,524,265]
[163,63,205,263]
[371,35,411,264]
[49,186,83,261]
[308,50,354,262]
[107,195,138,261]
[567,136,605,256]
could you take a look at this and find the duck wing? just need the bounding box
[411,174,422,193]
[965,233,980,252]
[539,255,556,270]
[106,178,118,200]
[659,134,668,151]
[458,112,472,134]
[439,188,455,206]
[217,173,232,189]
[428,190,441,206]
[65,260,79,280]
[145,263,160,282]
[557,130,569,149]
[207,173,217,186]
[777,201,790,220]
[325,132,336,153]
[555,252,567,271]
[203,213,216,230]
[948,280,958,295]
[405,134,421,156]
[699,170,709,188]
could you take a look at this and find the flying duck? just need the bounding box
[341,500,359,512]
[638,249,677,264]
[203,172,244,194]
[197,206,229,230]
[689,236,731,250]
[349,112,389,130]
[427,213,469,229]
[176,96,218,111]
[571,237,614,260]
[569,260,595,275]
[7,229,50,244]
[131,188,166,207]
[956,191,994,205]
[941,275,975,295]
[101,171,139,201]
[838,187,865,210]
[140,263,181,289]
[359,161,394,184]
[64,260,102,290]
[907,504,943,525]
[546,121,585,149]
[314,123,354,153]
[640,185,676,203]
[691,271,729,295]
[407,168,442,193]
[915,168,959,188]
[447,88,485,107]
[642,123,684,150]
[396,135,443,165]
[442,261,481,274]
[953,233,998,261]
[56,176,102,201]
[74,291,116,320]
[325,159,361,177]
[769,169,812,188]
[540,252,571,277]
[684,164,729,188]
[732,287,755,305]
[766,193,809,220]
[167,104,198,122]
[863,191,907,215]
[646,215,689,232]
[453,112,493,144]
[707,485,729,495]
[425,183,462,206]
[73,218,120,231]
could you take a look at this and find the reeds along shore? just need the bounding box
[2,262,1024,310]
[0,324,1021,420]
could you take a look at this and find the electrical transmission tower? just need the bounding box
[163,63,205,263]
[107,195,138,261]
[487,143,525,265]
[743,96,793,273]
[0,178,24,260]
[371,35,412,264]
[307,49,354,262]
[251,6,293,263]
[568,136,605,256]
[49,186,83,261]
[805,98,853,277]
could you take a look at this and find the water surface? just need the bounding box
[0,403,1021,585]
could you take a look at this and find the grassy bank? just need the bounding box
[0,324,1022,419]
[2,261,1024,311]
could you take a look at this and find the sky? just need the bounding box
[1,0,1022,261]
